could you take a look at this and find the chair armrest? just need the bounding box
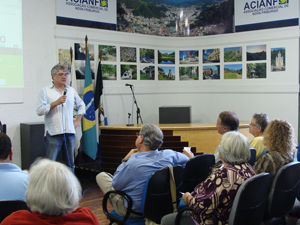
[102,190,133,224]
[175,206,193,225]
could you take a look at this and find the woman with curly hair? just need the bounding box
[254,119,295,180]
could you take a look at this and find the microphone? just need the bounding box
[63,89,67,95]
[125,83,133,87]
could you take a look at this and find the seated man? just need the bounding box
[0,132,28,201]
[96,124,192,217]
[249,113,269,161]
[214,111,239,163]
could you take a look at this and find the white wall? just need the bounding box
[0,0,298,167]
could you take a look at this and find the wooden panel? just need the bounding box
[101,134,181,142]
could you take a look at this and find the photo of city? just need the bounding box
[117,0,234,37]
[203,65,220,80]
[179,50,199,64]
[203,48,220,63]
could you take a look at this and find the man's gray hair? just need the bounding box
[140,124,163,150]
[51,64,67,77]
[253,113,269,133]
[219,131,251,165]
[25,158,82,216]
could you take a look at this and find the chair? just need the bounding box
[262,161,300,225]
[248,148,256,166]
[180,153,215,193]
[102,165,184,225]
[0,200,30,222]
[175,173,270,225]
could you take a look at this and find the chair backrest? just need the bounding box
[267,161,300,218]
[142,165,184,224]
[228,173,270,225]
[181,154,215,193]
[248,148,256,166]
[0,200,30,222]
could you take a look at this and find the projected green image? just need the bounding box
[0,55,23,87]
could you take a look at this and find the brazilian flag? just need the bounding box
[83,50,98,160]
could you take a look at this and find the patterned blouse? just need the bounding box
[189,163,256,225]
[254,150,293,181]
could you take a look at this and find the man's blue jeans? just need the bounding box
[45,132,75,172]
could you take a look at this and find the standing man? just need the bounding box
[96,124,192,217]
[214,111,239,163]
[37,64,85,172]
[249,113,269,161]
[0,132,28,201]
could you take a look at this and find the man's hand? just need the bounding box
[182,149,194,158]
[124,148,140,161]
[182,192,192,205]
[50,96,67,111]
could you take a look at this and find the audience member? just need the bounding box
[214,111,239,163]
[0,132,28,201]
[1,158,100,225]
[249,113,269,161]
[161,131,256,225]
[96,124,192,217]
[254,119,295,180]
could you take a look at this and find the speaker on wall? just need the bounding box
[159,106,191,124]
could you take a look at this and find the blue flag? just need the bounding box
[82,50,98,160]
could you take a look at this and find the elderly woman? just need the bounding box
[254,119,295,179]
[1,159,99,225]
[161,131,256,225]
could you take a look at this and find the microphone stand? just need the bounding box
[129,86,143,125]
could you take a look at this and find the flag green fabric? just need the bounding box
[83,50,97,160]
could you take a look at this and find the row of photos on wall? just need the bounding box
[58,43,285,81]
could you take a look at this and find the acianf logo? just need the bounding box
[100,0,108,7]
[279,0,289,4]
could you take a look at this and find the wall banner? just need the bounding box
[235,0,299,32]
[56,0,116,30]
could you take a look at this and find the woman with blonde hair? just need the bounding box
[254,119,295,179]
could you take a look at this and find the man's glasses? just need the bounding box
[57,73,69,77]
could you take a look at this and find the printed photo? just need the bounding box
[140,48,155,63]
[203,48,220,63]
[120,47,136,62]
[224,47,242,62]
[179,50,199,64]
[158,66,175,80]
[179,66,198,80]
[58,48,71,74]
[158,50,175,64]
[271,47,285,71]
[247,63,267,79]
[99,45,117,62]
[140,65,155,80]
[74,60,95,80]
[246,45,266,61]
[102,64,117,80]
[224,64,242,79]
[203,65,220,80]
[74,43,94,61]
[121,65,137,80]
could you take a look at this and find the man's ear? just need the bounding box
[140,135,144,144]
[257,126,262,133]
[9,149,13,161]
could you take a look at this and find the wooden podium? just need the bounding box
[99,122,252,174]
